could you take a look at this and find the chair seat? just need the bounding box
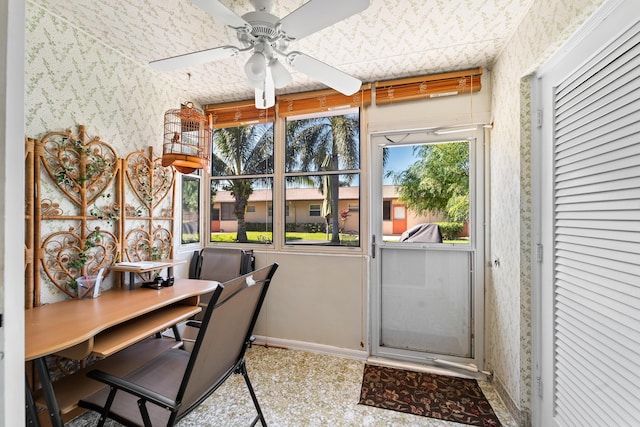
[81,349,189,426]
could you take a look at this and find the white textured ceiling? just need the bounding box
[36,0,531,105]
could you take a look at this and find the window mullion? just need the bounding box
[272,114,287,250]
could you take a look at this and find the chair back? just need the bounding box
[199,247,254,281]
[176,263,278,416]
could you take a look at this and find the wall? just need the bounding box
[25,1,185,303]
[252,251,367,356]
[488,0,606,424]
[25,1,182,140]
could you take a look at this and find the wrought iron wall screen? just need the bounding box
[24,125,176,308]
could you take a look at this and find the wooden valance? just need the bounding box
[203,100,276,129]
[277,85,372,117]
[374,68,482,105]
[202,68,481,124]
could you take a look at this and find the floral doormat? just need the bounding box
[358,364,502,426]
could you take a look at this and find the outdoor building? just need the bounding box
[211,185,445,237]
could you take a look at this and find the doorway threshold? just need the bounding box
[366,355,489,381]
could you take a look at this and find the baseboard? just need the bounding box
[252,336,369,361]
[491,374,529,426]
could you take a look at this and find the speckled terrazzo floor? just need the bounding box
[67,345,517,427]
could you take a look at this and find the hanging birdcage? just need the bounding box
[161,102,212,174]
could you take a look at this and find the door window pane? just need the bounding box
[383,142,470,244]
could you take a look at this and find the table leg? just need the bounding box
[35,357,63,427]
[25,376,41,427]
[128,271,136,290]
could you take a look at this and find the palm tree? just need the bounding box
[211,124,273,243]
[286,113,359,244]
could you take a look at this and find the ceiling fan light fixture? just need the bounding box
[255,67,275,109]
[244,51,267,82]
[246,75,264,90]
[269,58,292,88]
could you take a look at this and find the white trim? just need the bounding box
[537,0,627,77]
[530,75,544,427]
[1,1,25,425]
[252,336,369,361]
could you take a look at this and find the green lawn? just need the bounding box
[383,236,469,244]
[210,231,359,245]
[209,231,467,245]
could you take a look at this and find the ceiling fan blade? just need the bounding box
[287,52,361,96]
[149,46,239,71]
[190,0,251,29]
[279,0,370,40]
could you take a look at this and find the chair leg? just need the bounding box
[97,387,118,427]
[238,360,267,427]
[137,399,153,427]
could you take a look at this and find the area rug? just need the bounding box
[358,364,502,426]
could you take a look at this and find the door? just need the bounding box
[210,207,220,232]
[391,204,406,234]
[534,1,640,425]
[370,128,485,369]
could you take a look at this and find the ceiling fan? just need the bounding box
[150,0,370,108]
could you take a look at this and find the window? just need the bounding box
[202,91,368,249]
[309,204,321,217]
[209,123,274,243]
[284,109,360,246]
[181,175,200,244]
[383,200,391,221]
[219,203,235,221]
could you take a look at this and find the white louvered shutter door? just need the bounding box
[552,19,640,427]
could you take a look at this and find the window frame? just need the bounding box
[282,108,362,248]
[180,173,201,247]
[308,204,321,217]
[208,121,275,245]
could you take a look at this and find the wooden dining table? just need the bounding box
[25,278,220,427]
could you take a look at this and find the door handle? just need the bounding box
[371,235,376,258]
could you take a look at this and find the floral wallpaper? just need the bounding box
[25,1,185,141]
[488,0,606,424]
[25,1,185,304]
